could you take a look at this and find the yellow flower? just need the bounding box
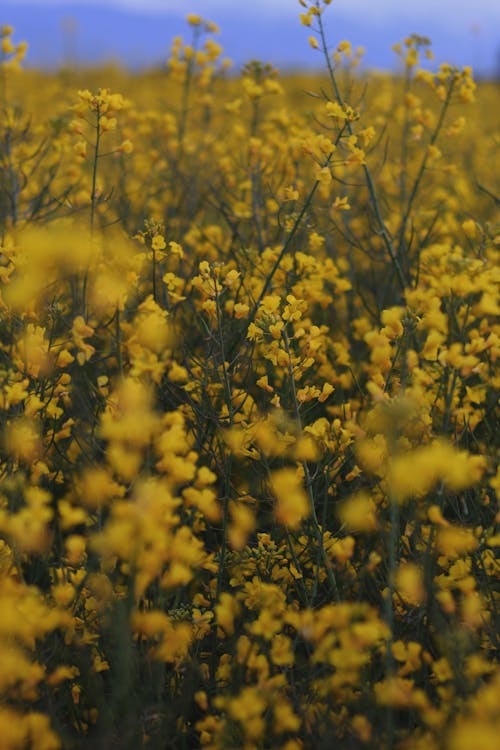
[76,467,125,510]
[3,378,29,408]
[52,582,76,608]
[374,677,422,708]
[168,240,184,258]
[428,505,450,526]
[270,468,309,529]
[270,634,294,667]
[293,435,319,462]
[326,100,346,119]
[5,418,41,464]
[395,563,426,606]
[381,307,405,339]
[183,487,221,522]
[224,268,240,287]
[392,640,422,675]
[388,441,486,503]
[152,234,166,251]
[99,115,117,132]
[228,501,255,550]
[318,382,335,402]
[117,138,133,153]
[338,491,377,532]
[436,525,478,557]
[284,185,299,201]
[337,40,352,56]
[462,218,477,239]
[228,687,266,740]
[233,302,249,319]
[273,699,300,732]
[73,140,87,159]
[65,535,87,566]
[356,434,388,475]
[215,592,240,636]
[328,535,355,564]
[153,622,193,662]
[186,14,202,26]
[447,721,500,750]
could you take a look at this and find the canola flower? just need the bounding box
[0,5,498,749]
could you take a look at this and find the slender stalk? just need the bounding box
[282,329,340,602]
[151,244,157,303]
[115,306,123,376]
[178,27,201,153]
[317,12,407,292]
[385,417,401,750]
[284,527,310,607]
[229,158,332,365]
[399,64,413,214]
[397,78,456,265]
[214,274,235,602]
[90,107,101,235]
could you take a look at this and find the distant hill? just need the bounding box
[2,1,498,76]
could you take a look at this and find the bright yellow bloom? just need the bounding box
[270,468,309,529]
[395,563,426,606]
[338,491,377,532]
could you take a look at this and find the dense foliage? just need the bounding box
[0,3,498,748]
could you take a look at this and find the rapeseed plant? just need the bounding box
[0,4,498,748]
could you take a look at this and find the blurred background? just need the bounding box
[4,0,500,78]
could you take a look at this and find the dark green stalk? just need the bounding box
[317,11,407,292]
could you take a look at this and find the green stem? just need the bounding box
[397,78,456,265]
[229,160,332,365]
[317,12,407,292]
[115,306,123,376]
[90,108,101,235]
[152,245,157,303]
[282,329,340,602]
[214,275,235,603]
[178,28,201,153]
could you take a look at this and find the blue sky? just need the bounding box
[4,1,500,76]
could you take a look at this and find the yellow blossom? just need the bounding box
[338,491,377,532]
[395,563,426,606]
[270,468,309,529]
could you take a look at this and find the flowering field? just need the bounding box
[0,2,499,749]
